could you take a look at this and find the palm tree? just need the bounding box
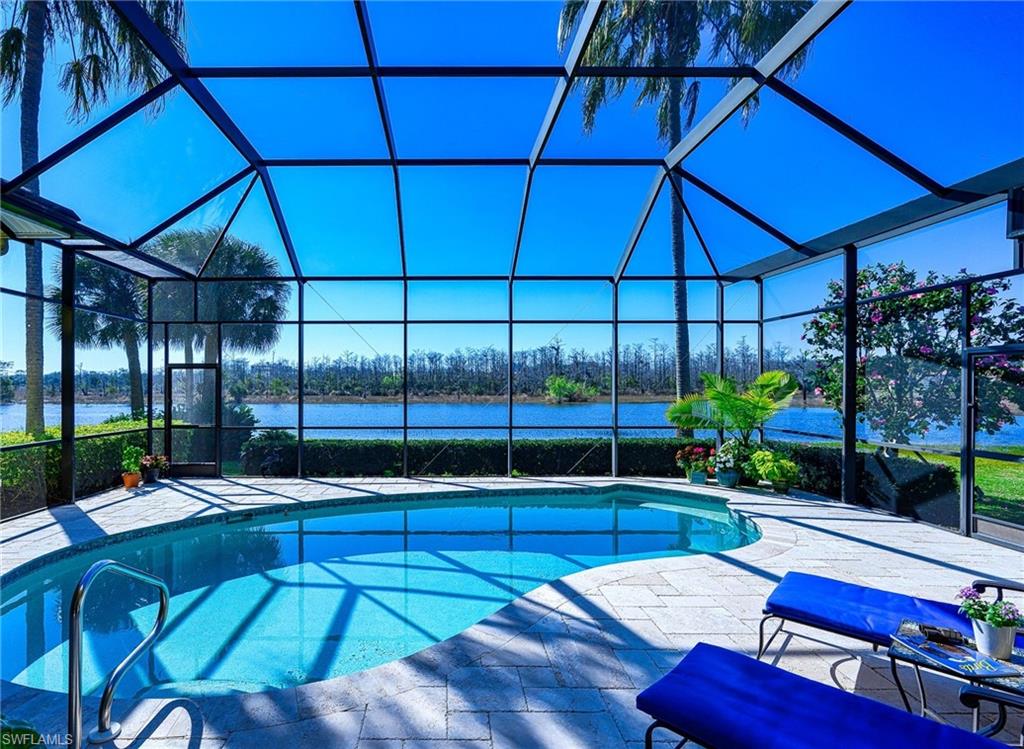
[46,258,147,417]
[667,370,798,449]
[1,1,185,436]
[558,0,812,400]
[146,228,291,421]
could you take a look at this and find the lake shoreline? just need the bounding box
[19,395,834,408]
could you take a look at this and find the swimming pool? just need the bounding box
[0,486,758,698]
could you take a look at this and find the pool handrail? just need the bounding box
[68,559,170,749]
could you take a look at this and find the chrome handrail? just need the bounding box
[68,559,170,749]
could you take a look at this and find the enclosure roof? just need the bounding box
[1,0,1021,282]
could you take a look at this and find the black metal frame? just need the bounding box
[0,0,1020,541]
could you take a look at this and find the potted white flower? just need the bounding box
[957,586,1023,660]
[713,440,740,489]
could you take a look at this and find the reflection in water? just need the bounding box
[1,492,757,698]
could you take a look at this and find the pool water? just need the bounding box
[0,488,758,698]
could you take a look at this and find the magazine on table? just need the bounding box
[892,631,1023,679]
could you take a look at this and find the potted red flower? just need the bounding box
[141,454,169,484]
[676,445,715,485]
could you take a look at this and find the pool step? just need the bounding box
[134,678,269,698]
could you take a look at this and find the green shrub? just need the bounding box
[544,375,599,404]
[748,450,799,485]
[1,420,154,518]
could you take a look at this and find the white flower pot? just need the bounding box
[972,619,1016,660]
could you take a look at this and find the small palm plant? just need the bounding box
[666,371,798,450]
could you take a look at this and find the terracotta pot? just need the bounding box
[122,472,142,489]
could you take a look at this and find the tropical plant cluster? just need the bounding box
[668,370,798,486]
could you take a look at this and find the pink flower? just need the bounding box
[918,346,933,355]
[814,387,822,396]
[870,311,883,323]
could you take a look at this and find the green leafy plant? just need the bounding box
[957,587,1024,628]
[749,450,799,486]
[666,371,798,449]
[121,445,144,474]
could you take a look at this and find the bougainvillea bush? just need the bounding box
[803,262,1024,445]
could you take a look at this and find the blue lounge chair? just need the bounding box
[636,642,1003,748]
[757,571,1024,660]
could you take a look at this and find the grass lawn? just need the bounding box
[925,446,1023,525]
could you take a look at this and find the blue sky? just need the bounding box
[1,1,1022,372]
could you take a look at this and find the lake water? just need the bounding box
[2,402,1022,448]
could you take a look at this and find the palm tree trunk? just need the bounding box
[125,328,145,417]
[667,80,690,401]
[184,340,194,423]
[201,334,218,462]
[203,333,218,421]
[21,1,47,437]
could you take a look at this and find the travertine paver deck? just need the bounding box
[2,476,1022,747]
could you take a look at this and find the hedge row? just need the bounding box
[1,426,960,529]
[242,434,958,525]
[1,420,152,519]
[238,435,717,477]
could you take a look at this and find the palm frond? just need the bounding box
[0,24,25,104]
[556,0,587,53]
[666,392,719,431]
[59,52,114,122]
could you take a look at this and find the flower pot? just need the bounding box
[122,472,142,489]
[688,470,708,485]
[972,619,1016,660]
[772,481,791,494]
[716,469,740,489]
[143,468,160,484]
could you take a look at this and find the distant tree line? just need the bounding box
[2,336,824,405]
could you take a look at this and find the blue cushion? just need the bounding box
[764,571,1024,648]
[636,643,1003,749]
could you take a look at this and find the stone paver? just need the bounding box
[2,476,1022,747]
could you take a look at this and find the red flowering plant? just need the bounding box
[675,445,715,476]
[141,454,169,471]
